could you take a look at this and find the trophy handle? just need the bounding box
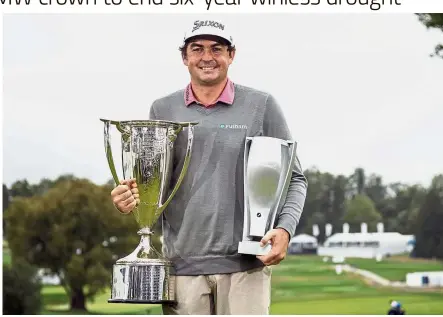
[102,119,121,186]
[158,122,195,212]
[267,140,298,230]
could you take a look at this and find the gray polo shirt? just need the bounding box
[149,82,308,276]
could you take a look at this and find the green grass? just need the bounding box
[272,256,381,301]
[269,255,443,315]
[39,255,441,315]
[345,256,443,281]
[41,286,162,315]
[3,247,11,266]
[271,294,443,315]
[4,245,443,315]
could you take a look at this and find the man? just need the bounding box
[110,19,308,315]
[388,300,406,315]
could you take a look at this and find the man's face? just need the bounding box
[183,38,235,86]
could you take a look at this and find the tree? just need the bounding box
[414,175,443,260]
[3,184,10,235]
[9,174,77,198]
[297,168,322,235]
[299,168,336,242]
[9,180,34,198]
[4,178,140,312]
[329,175,347,234]
[365,174,386,210]
[416,14,443,58]
[391,185,426,234]
[354,168,366,195]
[3,259,42,315]
[343,194,382,233]
[3,184,10,212]
[346,167,366,198]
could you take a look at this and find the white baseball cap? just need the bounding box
[183,19,234,46]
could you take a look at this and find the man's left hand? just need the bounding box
[256,228,290,266]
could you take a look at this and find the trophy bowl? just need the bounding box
[100,118,197,304]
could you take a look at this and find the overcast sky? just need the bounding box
[3,13,443,188]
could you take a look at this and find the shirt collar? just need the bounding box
[184,78,235,107]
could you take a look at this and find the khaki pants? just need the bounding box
[162,266,272,315]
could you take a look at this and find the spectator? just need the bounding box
[388,300,406,315]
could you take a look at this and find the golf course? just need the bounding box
[5,249,441,315]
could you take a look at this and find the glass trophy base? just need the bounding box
[238,240,272,256]
[109,259,176,304]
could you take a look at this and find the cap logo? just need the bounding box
[192,20,225,33]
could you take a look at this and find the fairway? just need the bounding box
[345,256,443,282]
[33,254,443,315]
[269,255,443,315]
[271,294,443,315]
[41,286,163,315]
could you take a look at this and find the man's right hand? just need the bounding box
[111,178,140,214]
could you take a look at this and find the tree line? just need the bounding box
[296,168,443,259]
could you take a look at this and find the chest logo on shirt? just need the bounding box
[219,124,248,130]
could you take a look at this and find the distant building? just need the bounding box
[406,271,443,287]
[288,234,318,254]
[317,232,414,259]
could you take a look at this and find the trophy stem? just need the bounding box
[137,227,154,236]
[137,231,154,258]
[116,227,163,263]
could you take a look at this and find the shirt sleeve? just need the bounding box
[262,94,308,240]
[149,101,158,120]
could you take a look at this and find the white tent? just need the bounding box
[288,234,318,254]
[290,233,318,244]
[317,232,413,259]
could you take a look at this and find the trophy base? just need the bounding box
[108,299,176,304]
[238,240,272,256]
[109,259,176,304]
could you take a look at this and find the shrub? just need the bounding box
[3,258,43,314]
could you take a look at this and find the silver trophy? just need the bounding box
[238,136,297,256]
[100,118,197,304]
